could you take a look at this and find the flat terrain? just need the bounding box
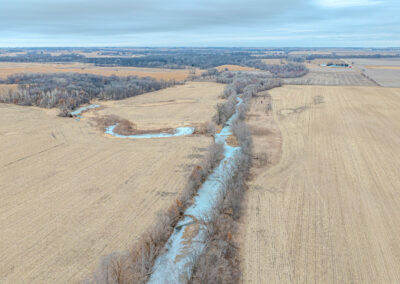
[345,58,400,87]
[215,64,257,71]
[0,62,194,81]
[241,85,400,283]
[283,59,376,86]
[349,58,400,67]
[96,81,224,129]
[283,70,375,86]
[0,82,223,283]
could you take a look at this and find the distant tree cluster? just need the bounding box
[0,73,177,110]
[0,48,399,70]
[0,50,252,69]
[242,60,308,78]
[212,71,282,125]
[0,49,311,74]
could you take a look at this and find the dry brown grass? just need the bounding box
[261,59,285,65]
[95,81,225,130]
[283,70,376,86]
[0,84,17,96]
[0,62,194,81]
[194,121,216,136]
[93,115,174,136]
[366,65,400,70]
[215,65,257,71]
[241,85,400,283]
[0,81,223,283]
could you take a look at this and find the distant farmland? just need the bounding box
[0,62,195,81]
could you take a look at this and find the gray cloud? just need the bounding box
[0,0,398,46]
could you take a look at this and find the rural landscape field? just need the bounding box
[241,85,400,283]
[0,81,224,282]
[1,0,400,283]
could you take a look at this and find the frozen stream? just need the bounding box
[70,104,100,117]
[105,125,195,138]
[71,104,194,137]
[147,97,243,283]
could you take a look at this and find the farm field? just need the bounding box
[349,58,400,67]
[0,82,222,283]
[95,81,224,130]
[0,62,194,81]
[345,58,400,87]
[362,68,400,87]
[215,64,257,71]
[240,85,400,283]
[283,71,375,86]
[283,59,376,86]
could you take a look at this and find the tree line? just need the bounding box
[0,73,177,110]
[0,49,311,72]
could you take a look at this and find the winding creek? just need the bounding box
[148,97,243,283]
[72,98,243,282]
[105,125,195,138]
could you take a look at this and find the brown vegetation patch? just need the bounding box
[226,135,239,147]
[366,65,400,70]
[215,65,257,71]
[135,99,196,107]
[0,62,193,81]
[245,95,282,172]
[194,121,216,136]
[93,115,174,136]
[251,126,273,136]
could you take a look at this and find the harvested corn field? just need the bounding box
[0,82,223,283]
[241,85,400,283]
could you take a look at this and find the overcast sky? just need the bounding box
[0,0,399,47]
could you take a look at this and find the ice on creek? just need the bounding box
[148,97,243,283]
[105,125,195,138]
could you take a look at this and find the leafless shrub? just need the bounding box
[251,126,272,136]
[237,103,248,121]
[266,102,272,113]
[57,107,72,117]
[254,152,269,168]
[113,120,137,136]
[313,95,325,105]
[87,253,132,284]
[221,85,237,99]
[191,158,246,283]
[232,120,252,167]
[93,115,123,132]
[213,95,236,125]
[195,121,216,136]
[192,123,252,284]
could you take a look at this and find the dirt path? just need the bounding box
[240,85,400,283]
